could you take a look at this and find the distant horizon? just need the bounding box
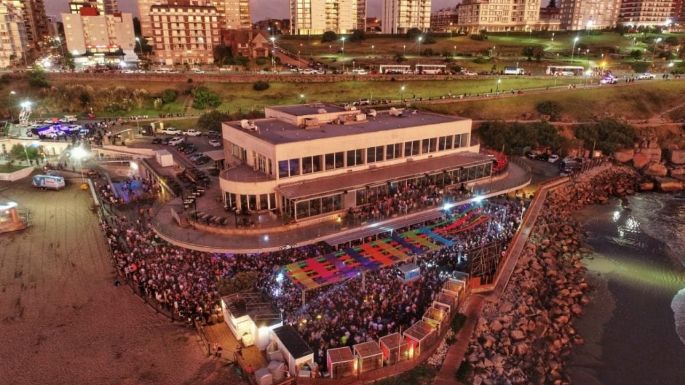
[46,0,552,23]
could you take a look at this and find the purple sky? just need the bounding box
[47,0,550,22]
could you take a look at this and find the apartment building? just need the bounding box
[0,2,28,68]
[7,0,49,51]
[149,2,221,65]
[215,0,252,29]
[430,7,458,32]
[558,0,622,30]
[619,0,675,27]
[69,0,119,15]
[382,0,431,34]
[290,0,365,35]
[457,0,541,33]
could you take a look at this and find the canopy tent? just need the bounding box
[269,325,314,377]
[397,262,420,283]
[433,292,457,316]
[422,306,448,331]
[379,333,410,365]
[403,320,437,357]
[442,278,467,298]
[353,341,383,374]
[327,346,356,379]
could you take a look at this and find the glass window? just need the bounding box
[346,149,364,167]
[375,146,384,162]
[278,160,289,178]
[310,198,321,216]
[325,153,335,170]
[312,155,322,172]
[367,146,384,163]
[429,138,437,153]
[268,159,273,175]
[296,201,309,219]
[334,152,344,169]
[269,193,276,210]
[468,165,477,180]
[302,156,313,174]
[421,139,430,154]
[288,158,300,176]
[259,194,268,210]
[248,195,257,210]
[404,141,414,157]
[332,194,342,210]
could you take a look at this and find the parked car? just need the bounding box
[162,127,181,135]
[168,136,184,146]
[637,72,655,80]
[208,138,222,147]
[460,69,478,76]
[351,69,368,75]
[548,154,560,163]
[184,129,202,136]
[600,75,617,85]
[151,137,163,144]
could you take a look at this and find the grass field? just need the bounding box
[0,164,27,173]
[420,80,685,121]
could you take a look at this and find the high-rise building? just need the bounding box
[619,0,675,27]
[69,0,119,15]
[558,0,621,30]
[61,6,136,63]
[215,0,251,29]
[8,0,50,51]
[290,0,365,35]
[149,2,221,65]
[457,0,541,33]
[0,2,28,68]
[382,0,431,34]
[430,7,458,32]
[674,0,685,22]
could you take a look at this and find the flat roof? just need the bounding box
[221,292,281,327]
[277,151,492,200]
[268,103,347,116]
[225,109,467,145]
[273,325,313,359]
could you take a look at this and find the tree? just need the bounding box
[574,119,636,154]
[213,44,232,65]
[9,144,26,161]
[349,29,365,42]
[478,121,566,155]
[253,80,270,91]
[79,91,92,108]
[27,69,49,88]
[192,87,221,110]
[629,49,644,60]
[406,28,422,40]
[536,101,562,120]
[161,89,178,104]
[218,271,261,295]
[321,31,338,42]
[522,46,543,61]
[198,110,230,131]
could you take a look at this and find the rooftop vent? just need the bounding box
[240,119,258,131]
[389,107,403,117]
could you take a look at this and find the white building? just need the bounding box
[215,0,252,29]
[382,0,431,34]
[69,0,119,15]
[220,104,493,222]
[290,0,366,35]
[619,0,675,27]
[0,2,28,68]
[559,0,621,30]
[457,0,542,33]
[61,7,136,66]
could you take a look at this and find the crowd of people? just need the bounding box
[94,177,525,373]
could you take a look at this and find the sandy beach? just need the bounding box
[569,196,685,385]
[0,182,242,385]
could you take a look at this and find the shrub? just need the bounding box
[469,33,487,41]
[198,110,230,131]
[27,69,49,88]
[574,119,637,153]
[630,61,650,73]
[191,87,221,110]
[473,56,490,64]
[536,101,563,120]
[478,121,566,155]
[629,49,644,60]
[161,89,178,104]
[321,31,338,42]
[406,28,422,40]
[253,80,270,91]
[349,29,365,42]
[255,57,268,66]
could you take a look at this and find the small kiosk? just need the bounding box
[403,320,437,357]
[397,263,421,283]
[433,292,458,316]
[221,293,282,349]
[422,306,447,332]
[269,325,315,377]
[442,278,466,299]
[353,341,383,374]
[379,333,410,365]
[327,346,356,379]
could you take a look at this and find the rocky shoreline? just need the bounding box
[463,166,640,385]
[614,138,685,192]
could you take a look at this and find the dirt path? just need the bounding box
[0,182,243,385]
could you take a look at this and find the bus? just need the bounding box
[546,65,585,76]
[32,175,66,190]
[379,65,412,74]
[415,64,447,74]
[503,67,525,75]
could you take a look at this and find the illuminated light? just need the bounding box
[369,222,380,228]
[276,272,284,283]
[316,314,322,319]
[472,195,485,204]
[130,162,139,171]
[442,202,455,211]
[613,210,620,222]
[263,234,269,241]
[0,201,18,211]
[70,146,88,160]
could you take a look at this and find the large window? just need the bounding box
[404,140,420,157]
[386,143,402,160]
[438,135,454,151]
[278,158,301,178]
[366,146,384,163]
[421,138,437,154]
[455,133,470,148]
[325,152,344,170]
[302,155,322,174]
[294,194,342,219]
[346,149,364,167]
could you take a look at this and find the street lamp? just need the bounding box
[571,36,580,61]
[341,36,346,56]
[652,37,662,62]
[70,146,89,183]
[371,44,375,57]
[403,44,406,56]
[400,85,405,101]
[495,78,501,94]
[417,36,423,56]
[453,45,457,58]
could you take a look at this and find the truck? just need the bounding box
[32,174,66,190]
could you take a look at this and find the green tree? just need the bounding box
[406,28,422,40]
[629,49,644,60]
[253,80,270,91]
[192,87,221,110]
[161,89,178,104]
[574,119,636,154]
[217,271,261,295]
[478,121,566,155]
[394,53,407,63]
[536,101,562,120]
[349,29,365,42]
[213,44,232,65]
[198,110,230,131]
[79,91,92,107]
[9,144,26,160]
[27,69,49,88]
[321,31,338,42]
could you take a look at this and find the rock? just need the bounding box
[670,149,685,165]
[571,304,583,315]
[632,152,650,169]
[614,148,634,163]
[644,163,668,177]
[639,180,655,191]
[491,320,503,332]
[511,329,526,341]
[654,177,684,192]
[669,167,685,181]
[640,147,662,163]
[515,342,530,355]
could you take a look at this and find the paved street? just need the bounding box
[0,182,241,385]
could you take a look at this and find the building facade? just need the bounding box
[8,0,49,51]
[221,29,270,58]
[149,3,221,65]
[430,7,458,32]
[214,0,252,29]
[290,0,365,35]
[219,104,493,222]
[537,3,562,30]
[69,0,119,15]
[61,7,136,65]
[0,2,28,68]
[457,0,541,33]
[382,0,431,34]
[619,0,675,27]
[558,0,621,30]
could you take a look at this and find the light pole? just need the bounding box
[400,85,405,101]
[417,36,423,56]
[299,93,305,103]
[453,45,457,58]
[270,36,276,66]
[403,44,406,57]
[341,36,346,57]
[135,37,142,56]
[652,37,662,63]
[571,36,580,61]
[495,78,501,95]
[371,44,375,57]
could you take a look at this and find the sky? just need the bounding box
[47,0,551,23]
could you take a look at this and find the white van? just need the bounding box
[351,69,368,75]
[503,67,525,75]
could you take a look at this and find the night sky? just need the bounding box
[47,0,551,22]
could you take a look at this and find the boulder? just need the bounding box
[491,320,503,332]
[670,167,685,181]
[639,180,655,191]
[511,329,526,341]
[670,149,685,165]
[655,177,684,192]
[644,163,668,177]
[613,148,634,163]
[640,147,662,163]
[632,152,650,169]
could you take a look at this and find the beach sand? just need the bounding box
[0,182,242,385]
